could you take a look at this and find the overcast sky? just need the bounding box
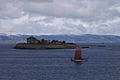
[0,0,120,35]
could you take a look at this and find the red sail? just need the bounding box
[74,48,82,60]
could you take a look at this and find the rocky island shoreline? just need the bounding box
[14,36,79,49]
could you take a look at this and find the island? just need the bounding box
[14,36,79,49]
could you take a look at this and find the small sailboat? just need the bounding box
[71,47,88,62]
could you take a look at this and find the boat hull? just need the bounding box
[71,58,88,62]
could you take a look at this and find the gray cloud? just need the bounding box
[0,0,120,35]
[23,0,53,2]
[0,0,24,19]
[22,0,120,21]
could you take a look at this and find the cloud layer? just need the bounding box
[0,0,120,35]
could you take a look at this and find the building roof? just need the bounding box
[27,36,37,40]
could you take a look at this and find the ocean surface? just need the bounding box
[0,43,120,80]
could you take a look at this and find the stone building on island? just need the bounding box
[27,36,65,45]
[27,36,39,44]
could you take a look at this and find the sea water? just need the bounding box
[0,43,120,80]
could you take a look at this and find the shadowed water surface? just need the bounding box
[0,43,120,80]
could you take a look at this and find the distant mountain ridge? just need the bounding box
[0,34,120,43]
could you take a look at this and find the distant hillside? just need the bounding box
[0,34,120,43]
